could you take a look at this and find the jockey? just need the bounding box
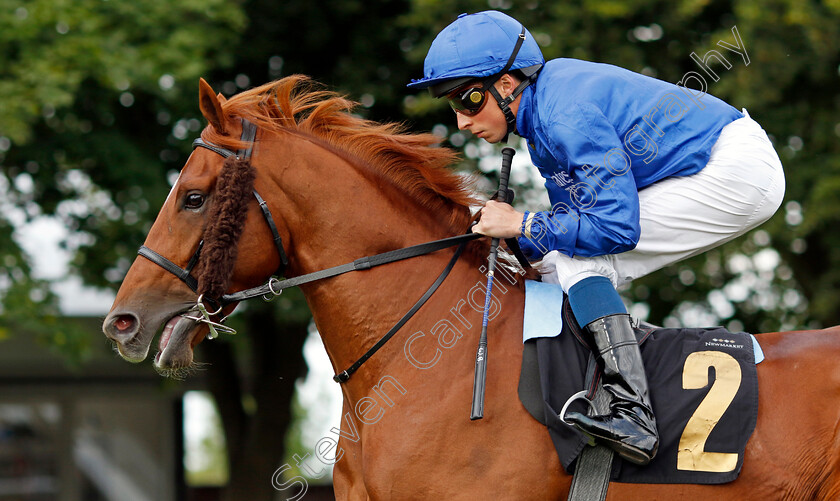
[407,10,785,465]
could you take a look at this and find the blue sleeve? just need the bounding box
[517,104,641,260]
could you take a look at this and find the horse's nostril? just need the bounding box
[103,312,140,343]
[112,314,138,334]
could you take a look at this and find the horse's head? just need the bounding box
[102,79,286,377]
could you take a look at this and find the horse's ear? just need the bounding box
[198,78,228,135]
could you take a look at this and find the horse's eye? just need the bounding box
[184,193,205,210]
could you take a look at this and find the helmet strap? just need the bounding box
[476,25,537,141]
[487,70,540,141]
[475,26,526,98]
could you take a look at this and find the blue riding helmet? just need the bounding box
[407,10,545,97]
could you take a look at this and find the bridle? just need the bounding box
[137,118,481,382]
[138,120,289,296]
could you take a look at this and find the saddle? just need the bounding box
[518,290,759,485]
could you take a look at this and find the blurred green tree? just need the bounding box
[0,0,246,355]
[2,0,840,499]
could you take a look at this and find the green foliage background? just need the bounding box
[1,0,839,496]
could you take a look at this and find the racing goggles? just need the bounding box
[447,86,488,116]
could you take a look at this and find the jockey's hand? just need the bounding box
[472,200,524,239]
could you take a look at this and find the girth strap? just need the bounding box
[566,365,614,501]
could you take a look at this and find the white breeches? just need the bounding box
[541,110,786,291]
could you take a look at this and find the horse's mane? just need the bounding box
[201,75,482,236]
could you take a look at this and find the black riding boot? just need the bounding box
[564,314,659,465]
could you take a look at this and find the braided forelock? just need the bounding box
[196,156,256,301]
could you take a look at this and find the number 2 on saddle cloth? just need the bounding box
[518,285,760,485]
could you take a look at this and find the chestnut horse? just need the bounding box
[103,76,840,500]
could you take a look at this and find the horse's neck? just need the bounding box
[266,139,511,400]
[265,140,485,389]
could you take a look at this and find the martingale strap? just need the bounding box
[333,239,468,382]
[216,232,480,383]
[220,232,481,305]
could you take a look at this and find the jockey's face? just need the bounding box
[451,74,521,144]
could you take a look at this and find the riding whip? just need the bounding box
[471,145,515,420]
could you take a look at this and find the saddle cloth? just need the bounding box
[519,279,760,484]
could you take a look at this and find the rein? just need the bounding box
[138,118,482,382]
